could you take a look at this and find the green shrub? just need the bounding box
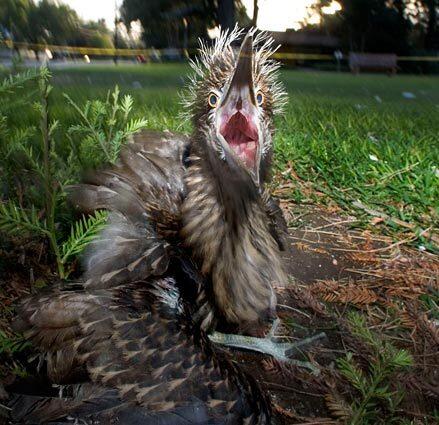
[335,312,413,424]
[0,68,148,279]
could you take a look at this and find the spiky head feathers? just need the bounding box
[184,28,286,121]
[182,28,287,184]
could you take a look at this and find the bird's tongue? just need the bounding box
[220,112,258,169]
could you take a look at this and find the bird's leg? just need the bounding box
[208,319,326,374]
[267,317,281,338]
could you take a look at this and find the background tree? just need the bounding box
[0,0,120,52]
[121,0,250,49]
[121,0,213,48]
[74,20,115,49]
[252,0,259,26]
[33,0,80,45]
[0,0,32,42]
[424,0,439,49]
[309,0,411,54]
[407,0,439,49]
[217,0,236,30]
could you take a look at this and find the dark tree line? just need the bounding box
[2,0,437,55]
[120,0,250,49]
[415,0,438,49]
[309,0,439,54]
[121,0,438,53]
[0,0,115,50]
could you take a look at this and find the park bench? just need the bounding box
[349,52,397,75]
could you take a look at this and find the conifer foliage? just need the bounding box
[0,68,147,279]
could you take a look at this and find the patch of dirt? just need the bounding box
[253,203,437,424]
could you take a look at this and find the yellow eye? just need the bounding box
[256,91,264,106]
[208,93,219,108]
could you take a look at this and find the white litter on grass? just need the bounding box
[369,154,379,162]
[432,166,439,177]
[354,104,366,110]
[368,133,379,143]
[374,95,382,103]
[132,81,142,89]
[418,245,426,252]
[402,91,416,99]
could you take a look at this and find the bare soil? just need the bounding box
[237,203,438,424]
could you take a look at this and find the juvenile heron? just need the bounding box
[10,29,298,424]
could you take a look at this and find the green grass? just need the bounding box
[8,64,439,248]
[276,72,438,247]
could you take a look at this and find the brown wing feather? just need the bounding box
[67,130,188,289]
[9,130,274,423]
[11,278,270,424]
[262,188,289,251]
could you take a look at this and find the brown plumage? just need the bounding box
[182,149,286,328]
[9,29,288,424]
[11,278,269,424]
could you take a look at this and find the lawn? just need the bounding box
[42,65,438,250]
[1,64,438,424]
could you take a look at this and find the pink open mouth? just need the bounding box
[220,112,259,169]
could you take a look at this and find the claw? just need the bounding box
[208,325,326,374]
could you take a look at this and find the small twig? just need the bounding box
[331,232,420,253]
[0,403,12,411]
[311,219,358,231]
[379,161,420,182]
[352,200,439,245]
[294,420,340,425]
[289,236,322,245]
[288,212,310,223]
[394,409,438,420]
[272,403,296,419]
[265,382,323,398]
[302,229,392,243]
[278,303,312,319]
[345,268,433,280]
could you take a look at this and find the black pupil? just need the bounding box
[257,93,263,104]
[210,95,217,105]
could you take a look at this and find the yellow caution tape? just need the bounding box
[397,56,439,62]
[1,40,192,57]
[1,40,439,62]
[272,53,333,60]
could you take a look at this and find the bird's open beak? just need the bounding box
[222,34,256,106]
[216,34,261,183]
